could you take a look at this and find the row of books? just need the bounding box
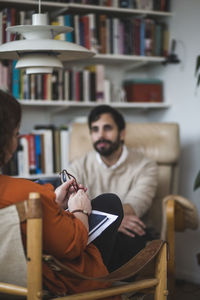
[2,125,70,177]
[1,61,111,102]
[53,14,169,57]
[0,8,169,57]
[42,0,170,11]
[0,8,34,44]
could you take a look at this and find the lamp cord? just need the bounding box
[38,0,41,14]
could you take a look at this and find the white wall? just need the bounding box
[146,0,200,283]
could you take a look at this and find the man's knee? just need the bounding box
[91,193,124,223]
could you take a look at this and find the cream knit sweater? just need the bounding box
[68,149,158,218]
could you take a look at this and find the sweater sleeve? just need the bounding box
[40,186,89,260]
[0,177,89,261]
[123,159,158,218]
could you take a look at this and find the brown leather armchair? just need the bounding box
[69,122,199,297]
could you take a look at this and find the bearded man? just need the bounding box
[68,105,158,270]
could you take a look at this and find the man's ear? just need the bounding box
[120,129,125,141]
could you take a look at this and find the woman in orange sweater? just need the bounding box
[0,90,122,299]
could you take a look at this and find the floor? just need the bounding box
[126,280,200,300]
[174,279,200,300]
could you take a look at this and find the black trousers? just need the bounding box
[91,193,154,272]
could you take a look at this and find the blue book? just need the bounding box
[64,14,73,42]
[35,134,42,174]
[12,60,20,99]
[140,20,145,56]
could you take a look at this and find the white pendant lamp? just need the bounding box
[0,1,95,74]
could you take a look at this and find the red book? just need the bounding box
[22,134,36,174]
[2,10,7,43]
[99,15,107,54]
[133,19,141,56]
[82,15,90,49]
[10,8,16,41]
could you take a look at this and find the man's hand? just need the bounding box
[118,214,146,238]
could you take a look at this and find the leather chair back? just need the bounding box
[69,122,180,233]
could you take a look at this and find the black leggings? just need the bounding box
[91,193,154,272]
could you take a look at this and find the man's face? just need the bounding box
[90,113,125,157]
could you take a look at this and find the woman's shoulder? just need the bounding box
[0,175,55,207]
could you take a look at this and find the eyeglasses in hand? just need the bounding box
[59,169,80,192]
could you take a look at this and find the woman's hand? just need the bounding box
[68,189,92,232]
[68,189,92,215]
[55,178,77,209]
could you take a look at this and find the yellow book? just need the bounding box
[51,21,60,40]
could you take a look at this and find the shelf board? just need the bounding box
[90,54,166,68]
[13,173,59,179]
[58,3,173,18]
[0,1,173,17]
[19,100,171,110]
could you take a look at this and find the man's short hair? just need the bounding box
[88,105,126,132]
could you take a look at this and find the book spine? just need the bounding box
[35,134,42,174]
[60,128,69,170]
[12,61,20,99]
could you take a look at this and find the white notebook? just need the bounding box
[87,210,118,245]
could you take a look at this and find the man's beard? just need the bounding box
[93,134,122,157]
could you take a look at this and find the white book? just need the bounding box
[88,13,97,52]
[60,128,69,169]
[74,15,80,45]
[113,18,119,55]
[18,137,29,176]
[96,64,105,102]
[104,79,111,104]
[57,15,65,40]
[112,0,119,7]
[32,129,53,174]
[136,0,153,10]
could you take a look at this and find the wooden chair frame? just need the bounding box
[0,193,168,300]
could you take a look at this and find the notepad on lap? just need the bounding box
[87,210,118,245]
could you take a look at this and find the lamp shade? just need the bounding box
[0,13,95,74]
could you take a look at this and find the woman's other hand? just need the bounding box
[68,189,92,215]
[55,178,77,209]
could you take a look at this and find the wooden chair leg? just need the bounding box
[155,243,168,300]
[166,199,175,299]
[27,193,43,300]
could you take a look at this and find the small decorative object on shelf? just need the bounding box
[123,79,163,103]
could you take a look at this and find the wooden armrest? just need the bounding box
[163,194,198,296]
[164,194,198,233]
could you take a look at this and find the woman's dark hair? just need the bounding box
[88,105,125,132]
[0,90,21,166]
